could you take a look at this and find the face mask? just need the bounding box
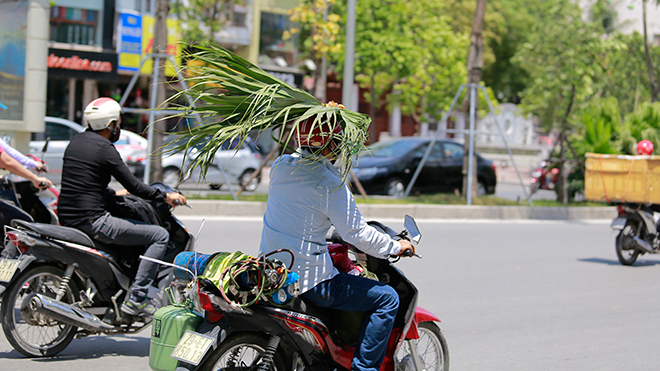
[110,126,121,143]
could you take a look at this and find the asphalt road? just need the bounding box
[3,217,658,371]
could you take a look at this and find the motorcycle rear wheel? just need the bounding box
[395,321,449,371]
[616,220,643,265]
[1,265,79,357]
[198,333,286,371]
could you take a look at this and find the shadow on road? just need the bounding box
[578,257,660,266]
[0,335,150,361]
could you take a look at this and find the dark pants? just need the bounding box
[302,273,399,371]
[76,212,169,301]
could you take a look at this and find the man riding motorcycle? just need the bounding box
[259,116,414,371]
[57,97,186,317]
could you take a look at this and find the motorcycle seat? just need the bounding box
[12,220,98,248]
[11,220,127,265]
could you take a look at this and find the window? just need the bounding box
[442,142,463,159]
[259,12,297,68]
[46,122,79,141]
[49,6,100,46]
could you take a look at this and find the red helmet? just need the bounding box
[294,117,342,148]
[637,140,654,155]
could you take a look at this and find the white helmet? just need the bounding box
[83,97,122,131]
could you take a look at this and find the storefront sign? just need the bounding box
[47,48,117,81]
[141,15,182,77]
[117,12,142,73]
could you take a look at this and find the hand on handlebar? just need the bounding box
[32,177,52,189]
[35,162,48,173]
[166,192,188,208]
[396,240,415,257]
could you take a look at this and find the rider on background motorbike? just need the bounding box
[57,97,187,317]
[0,140,53,239]
[259,116,414,371]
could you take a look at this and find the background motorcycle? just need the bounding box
[0,182,194,357]
[611,203,660,265]
[164,216,449,371]
[529,161,559,195]
[0,173,59,228]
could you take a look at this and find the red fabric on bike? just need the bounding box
[328,243,355,273]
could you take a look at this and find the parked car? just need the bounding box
[29,117,147,183]
[351,137,497,197]
[161,136,262,191]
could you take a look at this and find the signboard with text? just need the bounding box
[141,15,182,77]
[47,48,117,81]
[118,12,142,73]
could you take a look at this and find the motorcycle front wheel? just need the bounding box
[395,321,449,371]
[1,265,79,357]
[198,333,286,371]
[616,220,643,265]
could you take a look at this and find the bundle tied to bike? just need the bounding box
[173,250,300,311]
[149,249,300,371]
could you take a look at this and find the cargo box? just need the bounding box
[585,153,660,204]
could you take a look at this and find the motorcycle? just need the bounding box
[611,203,660,265]
[0,182,195,357]
[0,173,60,228]
[155,215,449,371]
[530,161,559,195]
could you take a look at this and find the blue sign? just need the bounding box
[118,13,142,73]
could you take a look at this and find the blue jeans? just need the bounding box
[302,272,399,371]
[76,212,169,301]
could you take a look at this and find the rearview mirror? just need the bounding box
[404,215,421,244]
[41,137,50,153]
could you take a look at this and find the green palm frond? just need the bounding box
[164,44,371,180]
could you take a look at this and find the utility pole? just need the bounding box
[149,0,169,182]
[342,0,356,111]
[461,0,487,198]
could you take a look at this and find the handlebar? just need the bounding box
[172,198,192,208]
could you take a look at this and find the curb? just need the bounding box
[174,200,616,220]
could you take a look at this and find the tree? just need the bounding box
[171,0,245,45]
[348,0,468,141]
[513,0,605,203]
[284,0,343,100]
[641,0,660,101]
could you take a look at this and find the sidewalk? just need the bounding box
[173,200,616,220]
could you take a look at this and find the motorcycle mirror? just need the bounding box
[41,137,50,154]
[404,215,421,244]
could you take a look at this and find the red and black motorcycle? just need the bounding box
[163,216,449,371]
[530,161,559,195]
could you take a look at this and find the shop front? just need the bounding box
[46,48,118,124]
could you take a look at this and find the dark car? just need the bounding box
[351,138,497,197]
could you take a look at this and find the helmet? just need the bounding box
[637,140,654,155]
[294,117,343,148]
[84,97,122,131]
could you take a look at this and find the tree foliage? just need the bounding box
[349,0,469,124]
[171,0,245,44]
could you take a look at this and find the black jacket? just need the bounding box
[58,130,163,226]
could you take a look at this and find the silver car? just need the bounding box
[29,117,148,184]
[161,137,262,191]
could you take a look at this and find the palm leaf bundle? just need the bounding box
[165,43,371,180]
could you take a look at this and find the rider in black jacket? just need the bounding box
[58,97,186,317]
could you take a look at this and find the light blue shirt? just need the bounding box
[259,151,401,293]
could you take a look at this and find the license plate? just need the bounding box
[0,259,20,282]
[170,330,215,366]
[610,217,627,230]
